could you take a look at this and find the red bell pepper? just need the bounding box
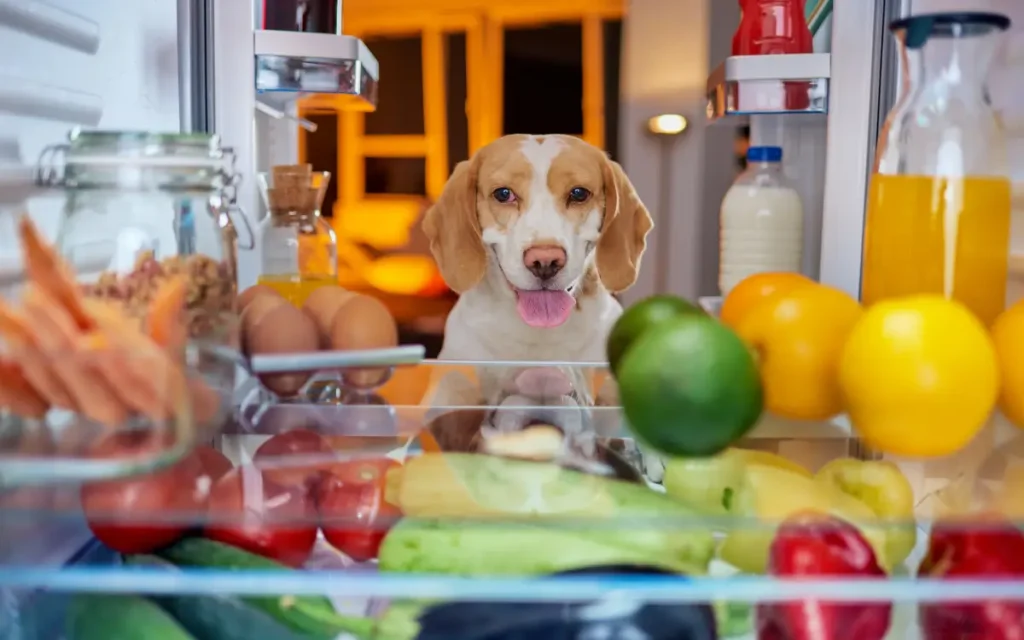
[757,512,891,640]
[920,517,1024,640]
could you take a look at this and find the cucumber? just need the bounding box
[124,554,309,640]
[379,518,704,576]
[65,593,195,640]
[392,453,716,571]
[157,538,375,639]
[374,601,425,640]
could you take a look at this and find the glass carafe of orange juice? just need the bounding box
[256,165,338,306]
[862,12,1013,326]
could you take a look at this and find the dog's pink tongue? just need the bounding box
[515,290,575,328]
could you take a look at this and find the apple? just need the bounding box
[205,464,318,567]
[253,428,334,495]
[318,458,400,562]
[81,431,205,554]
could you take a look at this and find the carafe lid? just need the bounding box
[747,146,782,163]
[890,12,1011,49]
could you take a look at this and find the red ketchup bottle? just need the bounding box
[732,0,814,111]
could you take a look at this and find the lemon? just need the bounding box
[838,295,999,458]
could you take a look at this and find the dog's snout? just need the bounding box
[523,245,566,281]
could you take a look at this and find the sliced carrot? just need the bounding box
[17,216,92,330]
[81,303,183,419]
[0,360,49,418]
[88,343,186,423]
[8,349,76,410]
[0,303,77,409]
[146,276,188,349]
[0,301,33,344]
[21,284,80,351]
[51,347,129,427]
[18,288,130,426]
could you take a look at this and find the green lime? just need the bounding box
[607,295,704,375]
[617,315,763,457]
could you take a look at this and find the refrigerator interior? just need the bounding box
[1,1,1023,639]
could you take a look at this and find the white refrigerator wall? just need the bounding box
[0,0,181,268]
[0,0,181,569]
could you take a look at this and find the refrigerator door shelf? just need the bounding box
[706,53,831,121]
[254,31,379,112]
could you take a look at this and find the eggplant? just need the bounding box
[414,565,717,640]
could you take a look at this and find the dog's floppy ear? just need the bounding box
[596,159,653,293]
[422,158,487,294]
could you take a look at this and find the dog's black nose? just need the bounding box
[523,245,566,281]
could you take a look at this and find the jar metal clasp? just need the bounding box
[217,146,255,250]
[34,144,69,187]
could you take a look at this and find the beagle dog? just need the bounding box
[422,134,653,362]
[419,135,662,481]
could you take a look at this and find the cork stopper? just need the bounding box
[266,164,319,214]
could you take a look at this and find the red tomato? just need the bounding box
[205,465,318,567]
[192,445,233,484]
[318,458,401,562]
[253,429,333,494]
[81,431,205,554]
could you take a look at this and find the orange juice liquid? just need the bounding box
[861,174,1012,326]
[257,274,336,307]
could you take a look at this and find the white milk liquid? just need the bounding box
[719,184,805,295]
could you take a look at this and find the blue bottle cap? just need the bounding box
[747,146,783,163]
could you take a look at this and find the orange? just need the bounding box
[992,298,1024,429]
[720,272,814,329]
[735,283,862,421]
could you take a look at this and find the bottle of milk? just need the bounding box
[719,146,804,295]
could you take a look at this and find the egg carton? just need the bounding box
[234,344,426,407]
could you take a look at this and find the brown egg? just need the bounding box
[302,285,359,347]
[329,294,399,388]
[236,284,281,313]
[245,303,321,397]
[241,295,289,352]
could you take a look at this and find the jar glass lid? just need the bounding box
[65,130,226,165]
[45,130,237,191]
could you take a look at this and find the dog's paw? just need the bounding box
[640,447,666,484]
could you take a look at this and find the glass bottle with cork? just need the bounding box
[257,164,338,306]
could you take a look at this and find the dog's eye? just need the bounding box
[492,187,516,204]
[568,187,591,203]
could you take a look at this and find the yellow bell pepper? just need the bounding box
[814,458,917,567]
[717,463,890,574]
[663,448,811,516]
